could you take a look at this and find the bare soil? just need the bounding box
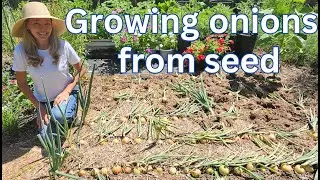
[2,63,318,180]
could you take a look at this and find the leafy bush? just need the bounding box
[260,0,306,16]
[159,33,178,50]
[302,33,318,67]
[197,3,234,38]
[2,71,34,134]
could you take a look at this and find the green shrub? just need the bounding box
[2,71,34,134]
[302,33,318,67]
[2,106,20,134]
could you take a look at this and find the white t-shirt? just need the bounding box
[12,40,81,102]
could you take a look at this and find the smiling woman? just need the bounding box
[11,2,87,140]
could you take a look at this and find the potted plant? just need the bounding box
[112,28,143,71]
[159,32,178,64]
[183,33,234,73]
[139,26,161,55]
[233,0,258,59]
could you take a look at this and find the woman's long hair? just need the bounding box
[22,19,60,67]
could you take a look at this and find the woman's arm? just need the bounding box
[65,62,87,94]
[53,62,86,106]
[16,71,49,127]
[16,71,39,107]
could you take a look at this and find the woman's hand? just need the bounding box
[53,91,69,107]
[38,103,49,128]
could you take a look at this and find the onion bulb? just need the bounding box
[172,116,179,121]
[68,170,75,175]
[132,118,138,123]
[199,139,207,144]
[106,98,112,102]
[140,167,147,174]
[303,165,314,173]
[219,165,230,175]
[166,139,175,145]
[310,132,318,140]
[246,163,255,171]
[234,136,241,142]
[123,166,132,174]
[270,165,279,174]
[280,164,293,172]
[113,139,119,144]
[147,165,153,172]
[121,137,130,144]
[162,97,168,103]
[206,167,214,174]
[99,141,106,145]
[135,138,142,144]
[78,169,86,177]
[191,169,201,178]
[120,117,128,123]
[268,133,277,141]
[259,167,267,172]
[133,168,141,175]
[112,165,122,175]
[183,167,190,174]
[91,168,100,177]
[233,167,243,175]
[140,117,147,124]
[294,165,305,174]
[156,167,163,174]
[242,134,251,140]
[101,167,109,176]
[168,167,177,175]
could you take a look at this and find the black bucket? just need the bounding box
[234,32,258,59]
[178,33,194,54]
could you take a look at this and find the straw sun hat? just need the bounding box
[11,2,66,37]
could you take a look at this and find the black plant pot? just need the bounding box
[305,0,318,6]
[234,32,258,60]
[207,0,235,7]
[178,34,193,54]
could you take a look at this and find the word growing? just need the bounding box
[66,7,318,41]
[118,47,280,74]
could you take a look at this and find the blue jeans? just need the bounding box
[38,86,79,140]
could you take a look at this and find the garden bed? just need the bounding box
[2,63,318,180]
[2,0,318,179]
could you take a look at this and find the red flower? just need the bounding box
[229,40,234,44]
[205,36,212,41]
[184,59,189,66]
[218,38,225,45]
[10,80,17,85]
[216,46,224,53]
[197,54,205,61]
[184,47,193,54]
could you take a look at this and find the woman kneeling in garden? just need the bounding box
[11,2,86,139]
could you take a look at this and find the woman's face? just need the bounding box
[27,18,52,41]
